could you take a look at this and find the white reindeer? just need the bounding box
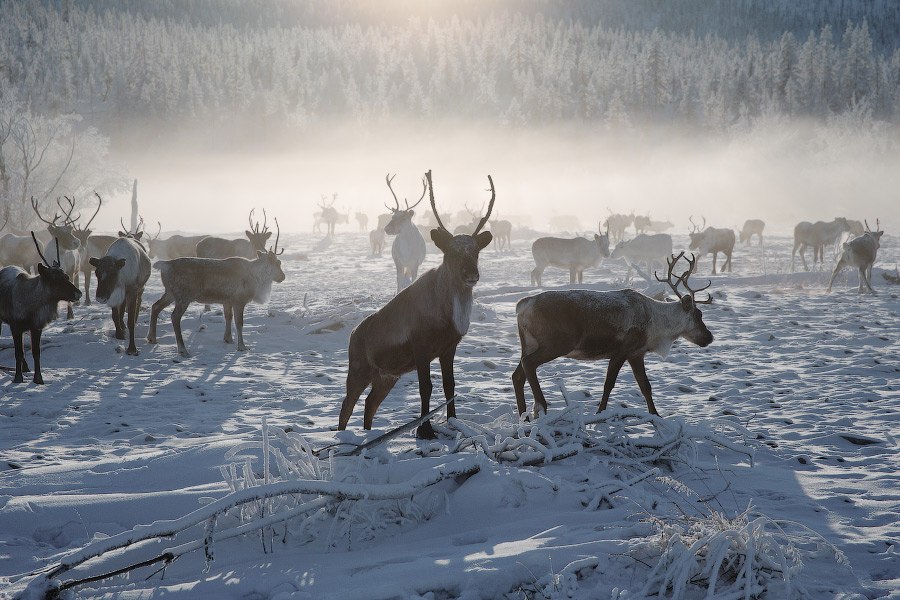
[610,233,673,282]
[383,173,427,293]
[827,220,884,294]
[513,252,714,418]
[530,234,610,286]
[792,217,850,271]
[739,219,765,246]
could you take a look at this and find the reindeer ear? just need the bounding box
[118,231,127,237]
[408,210,415,217]
[474,230,493,250]
[257,251,265,259]
[38,263,48,276]
[134,232,143,240]
[89,257,100,267]
[245,230,254,238]
[264,231,272,240]
[431,228,453,251]
[680,295,694,311]
[115,258,127,269]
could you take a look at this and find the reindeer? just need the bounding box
[148,221,286,357]
[610,233,673,282]
[530,234,610,286]
[369,228,386,256]
[0,234,82,383]
[739,219,765,246]
[792,217,851,271]
[453,203,483,235]
[489,214,512,252]
[688,216,735,274]
[602,211,634,243]
[196,209,272,259]
[846,219,865,236]
[633,214,651,234]
[513,252,713,418]
[90,230,152,355]
[383,173,428,293]
[32,198,81,319]
[827,220,883,294]
[355,212,369,233]
[646,218,675,233]
[60,192,115,305]
[318,194,346,237]
[148,233,208,260]
[338,170,495,439]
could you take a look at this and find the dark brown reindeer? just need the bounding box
[148,220,285,357]
[0,233,82,383]
[512,252,714,418]
[338,170,495,439]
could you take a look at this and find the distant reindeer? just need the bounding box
[369,228,386,256]
[688,216,735,274]
[633,214,651,234]
[489,214,512,252]
[318,194,346,237]
[610,233,673,282]
[739,219,765,246]
[827,220,884,293]
[602,211,634,243]
[32,198,81,319]
[846,219,865,236]
[148,221,286,357]
[61,193,115,305]
[453,203,482,235]
[0,234,82,383]
[530,234,610,286]
[646,218,675,233]
[383,173,428,293]
[196,209,272,259]
[792,217,851,271]
[338,170,495,438]
[148,233,208,260]
[355,212,369,233]
[90,229,152,355]
[376,213,393,231]
[513,252,713,418]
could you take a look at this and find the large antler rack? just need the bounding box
[425,171,495,236]
[31,231,60,268]
[689,215,706,233]
[31,197,61,226]
[57,196,81,226]
[385,174,426,213]
[472,176,495,235]
[248,208,269,234]
[654,252,713,304]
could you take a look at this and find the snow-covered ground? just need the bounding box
[1,231,898,599]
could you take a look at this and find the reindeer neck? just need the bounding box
[433,261,474,335]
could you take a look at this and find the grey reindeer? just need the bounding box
[0,233,82,384]
[338,170,496,439]
[147,220,285,357]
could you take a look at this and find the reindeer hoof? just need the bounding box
[224,338,233,344]
[237,344,247,352]
[13,374,24,384]
[147,336,157,344]
[33,375,44,385]
[415,421,436,440]
[127,347,140,356]
[178,349,191,358]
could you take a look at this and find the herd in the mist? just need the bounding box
[0,174,887,439]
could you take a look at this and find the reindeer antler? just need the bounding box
[58,196,81,226]
[425,170,449,233]
[385,174,401,212]
[472,176,496,235]
[271,217,284,255]
[655,252,712,304]
[31,231,59,268]
[31,197,60,226]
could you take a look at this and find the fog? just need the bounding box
[101,118,899,237]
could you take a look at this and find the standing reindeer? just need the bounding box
[90,229,152,355]
[453,203,483,235]
[196,209,272,259]
[355,212,369,233]
[318,194,346,237]
[739,219,765,246]
[489,215,512,252]
[513,252,714,418]
[148,221,286,357]
[383,173,428,293]
[633,214,651,234]
[338,170,496,439]
[827,220,884,294]
[610,233,673,282]
[530,233,610,286]
[61,193,115,305]
[602,211,634,243]
[791,217,850,271]
[0,234,82,383]
[688,216,735,274]
[32,198,81,319]
[369,228,386,256]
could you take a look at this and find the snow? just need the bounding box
[1,232,898,599]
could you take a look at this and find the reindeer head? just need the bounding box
[245,208,273,251]
[61,193,103,248]
[594,232,610,257]
[383,174,426,235]
[31,232,82,303]
[865,219,884,247]
[90,254,127,306]
[255,216,286,284]
[426,170,494,288]
[655,252,714,347]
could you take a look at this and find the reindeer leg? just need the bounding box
[521,347,558,419]
[66,300,74,320]
[597,356,626,412]
[711,251,718,275]
[577,269,584,284]
[126,292,139,355]
[628,356,658,416]
[83,267,92,305]
[362,374,398,431]
[414,353,436,439]
[171,302,190,357]
[826,259,845,292]
[439,346,458,419]
[11,326,26,383]
[531,265,543,286]
[223,303,234,344]
[30,329,44,385]
[147,291,174,343]
[235,304,247,351]
[512,361,529,416]
[569,267,577,284]
[338,367,372,430]
[112,302,126,340]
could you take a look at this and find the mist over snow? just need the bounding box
[1,2,899,600]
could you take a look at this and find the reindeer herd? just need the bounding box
[0,178,889,444]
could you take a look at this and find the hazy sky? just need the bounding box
[95,119,899,237]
